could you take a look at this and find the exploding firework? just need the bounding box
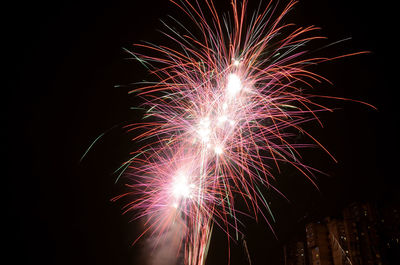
[111,0,373,264]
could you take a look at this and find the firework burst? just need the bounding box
[111,0,373,264]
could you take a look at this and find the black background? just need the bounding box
[5,0,398,264]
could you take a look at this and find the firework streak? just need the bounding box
[111,0,372,264]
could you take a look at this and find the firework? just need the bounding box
[112,0,371,264]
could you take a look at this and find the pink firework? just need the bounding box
[112,0,373,264]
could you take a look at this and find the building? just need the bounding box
[285,239,307,265]
[325,217,351,265]
[283,201,399,265]
[342,202,382,265]
[306,222,333,265]
[378,204,400,264]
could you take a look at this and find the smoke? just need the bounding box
[140,214,186,265]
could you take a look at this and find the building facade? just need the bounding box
[342,202,382,265]
[306,222,333,265]
[285,239,307,265]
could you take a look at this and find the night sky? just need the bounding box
[5,1,398,265]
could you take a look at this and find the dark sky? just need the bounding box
[5,1,398,265]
